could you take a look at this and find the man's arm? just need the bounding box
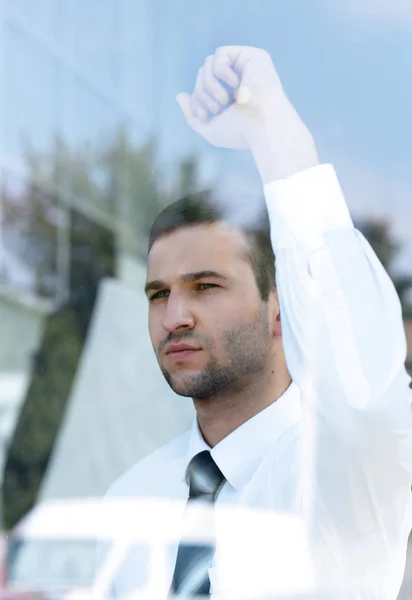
[176,45,412,478]
[263,163,412,471]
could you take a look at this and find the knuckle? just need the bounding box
[213,61,225,79]
[202,72,214,92]
[195,87,206,100]
[214,46,227,59]
[193,86,203,101]
[260,48,273,63]
[195,89,210,108]
[203,91,215,107]
[195,66,204,86]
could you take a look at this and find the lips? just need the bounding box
[165,343,200,354]
[164,343,201,361]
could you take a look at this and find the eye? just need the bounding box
[149,290,170,301]
[197,283,219,291]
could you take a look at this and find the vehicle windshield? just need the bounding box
[7,538,97,589]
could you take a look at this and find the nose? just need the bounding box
[161,290,195,333]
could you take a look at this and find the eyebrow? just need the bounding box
[144,270,229,296]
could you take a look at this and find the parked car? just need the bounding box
[0,531,41,600]
[3,498,198,599]
[4,500,101,599]
[4,497,314,599]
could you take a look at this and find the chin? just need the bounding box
[170,379,197,398]
[169,375,223,399]
[162,369,198,397]
[162,361,224,398]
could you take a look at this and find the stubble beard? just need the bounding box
[160,305,271,400]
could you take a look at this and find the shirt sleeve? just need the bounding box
[264,164,412,477]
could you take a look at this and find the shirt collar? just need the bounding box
[185,381,302,492]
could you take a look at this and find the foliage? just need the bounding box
[2,130,412,529]
[355,217,412,318]
[1,130,202,530]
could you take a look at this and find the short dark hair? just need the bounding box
[147,190,276,302]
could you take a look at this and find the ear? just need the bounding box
[274,311,282,337]
[270,288,282,337]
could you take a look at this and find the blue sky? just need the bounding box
[157,0,412,273]
[2,0,412,275]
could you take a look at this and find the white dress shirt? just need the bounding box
[98,164,412,599]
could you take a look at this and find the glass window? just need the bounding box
[7,539,97,588]
[1,2,411,598]
[5,0,62,44]
[2,22,60,172]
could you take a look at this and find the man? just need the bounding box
[97,46,412,598]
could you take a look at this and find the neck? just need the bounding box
[193,363,292,448]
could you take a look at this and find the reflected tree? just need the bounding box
[355,217,412,318]
[3,134,411,530]
[1,131,204,530]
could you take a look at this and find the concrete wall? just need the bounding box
[39,276,194,500]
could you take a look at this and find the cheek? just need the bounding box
[214,297,260,327]
[212,301,268,343]
[148,312,162,346]
[207,310,244,346]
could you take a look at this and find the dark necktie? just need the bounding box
[170,450,226,597]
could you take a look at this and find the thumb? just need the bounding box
[176,92,195,122]
[235,85,252,106]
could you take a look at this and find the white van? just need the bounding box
[5,497,213,599]
[5,498,315,599]
[6,499,109,598]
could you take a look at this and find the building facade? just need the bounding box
[0,0,411,595]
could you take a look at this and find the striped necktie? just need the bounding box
[170,450,226,597]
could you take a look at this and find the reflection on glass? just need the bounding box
[7,539,96,589]
[0,0,411,597]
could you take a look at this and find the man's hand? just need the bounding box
[177,46,319,183]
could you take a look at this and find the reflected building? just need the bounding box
[0,1,411,597]
[0,0,202,522]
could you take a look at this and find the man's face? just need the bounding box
[145,222,275,399]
